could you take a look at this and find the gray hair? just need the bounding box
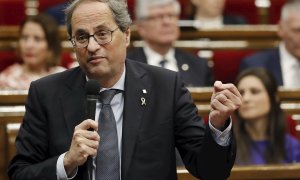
[65,0,132,38]
[280,0,300,21]
[135,0,181,20]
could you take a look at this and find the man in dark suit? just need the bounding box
[240,0,300,88]
[128,0,213,87]
[8,0,242,179]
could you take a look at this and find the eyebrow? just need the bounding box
[74,25,112,35]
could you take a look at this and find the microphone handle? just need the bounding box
[85,97,98,131]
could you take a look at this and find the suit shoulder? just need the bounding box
[126,47,144,61]
[126,59,177,77]
[175,49,207,61]
[175,49,209,66]
[32,67,81,86]
[243,48,279,62]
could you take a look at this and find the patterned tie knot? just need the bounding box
[159,59,167,68]
[99,89,118,105]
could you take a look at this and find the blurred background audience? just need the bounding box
[234,68,300,165]
[45,2,66,25]
[240,0,300,88]
[0,14,66,90]
[127,0,214,87]
[188,0,247,29]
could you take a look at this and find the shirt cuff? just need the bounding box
[56,152,78,180]
[208,118,232,146]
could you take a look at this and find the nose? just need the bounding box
[242,91,251,102]
[23,38,35,48]
[86,36,101,52]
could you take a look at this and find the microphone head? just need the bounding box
[85,79,101,95]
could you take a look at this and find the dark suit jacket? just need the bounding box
[223,15,247,25]
[127,47,214,87]
[239,48,283,85]
[8,60,235,180]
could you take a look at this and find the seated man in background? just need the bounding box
[240,0,300,88]
[127,0,214,87]
[189,0,247,29]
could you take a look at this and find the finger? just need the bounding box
[75,119,98,131]
[211,97,229,112]
[222,84,242,98]
[77,142,98,157]
[218,89,242,108]
[84,138,100,150]
[213,80,223,93]
[82,130,100,141]
[214,82,242,99]
[214,93,228,104]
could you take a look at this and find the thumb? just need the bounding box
[213,80,223,93]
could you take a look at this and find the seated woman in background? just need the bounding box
[234,68,300,165]
[0,14,66,90]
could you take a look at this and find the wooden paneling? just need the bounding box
[177,164,300,180]
[1,88,300,179]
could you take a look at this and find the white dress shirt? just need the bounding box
[194,16,224,29]
[279,43,300,88]
[56,65,232,179]
[143,43,179,72]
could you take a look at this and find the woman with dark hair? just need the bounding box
[0,13,65,90]
[234,67,300,165]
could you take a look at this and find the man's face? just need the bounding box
[190,0,225,18]
[71,1,130,84]
[136,3,180,46]
[278,11,300,59]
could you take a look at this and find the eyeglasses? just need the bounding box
[143,13,178,22]
[70,27,119,48]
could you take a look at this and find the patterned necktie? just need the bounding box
[159,59,168,68]
[96,89,120,180]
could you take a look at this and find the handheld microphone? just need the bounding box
[85,79,101,120]
[84,79,100,180]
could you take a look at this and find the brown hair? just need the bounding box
[19,13,62,68]
[234,68,286,164]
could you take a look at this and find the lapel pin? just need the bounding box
[181,64,189,71]
[141,97,146,106]
[142,89,147,94]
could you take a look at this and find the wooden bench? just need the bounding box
[1,87,300,179]
[0,110,24,180]
[0,25,280,81]
[177,164,300,180]
[0,25,279,51]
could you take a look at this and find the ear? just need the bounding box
[277,20,284,38]
[124,28,131,47]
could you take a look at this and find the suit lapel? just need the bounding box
[121,60,151,178]
[273,49,284,85]
[60,68,87,136]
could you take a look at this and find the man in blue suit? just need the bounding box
[240,0,300,88]
[127,0,214,87]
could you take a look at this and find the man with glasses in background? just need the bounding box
[128,0,213,87]
[8,0,241,179]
